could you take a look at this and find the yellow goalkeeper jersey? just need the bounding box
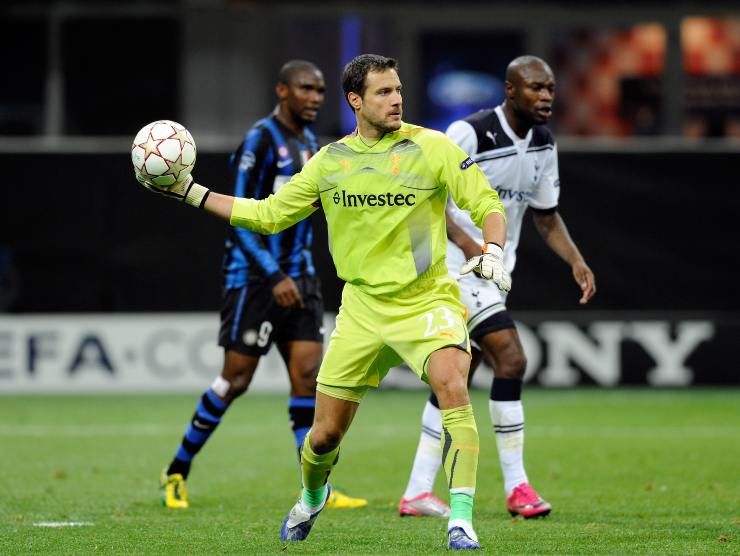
[230,122,505,296]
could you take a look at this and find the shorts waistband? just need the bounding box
[417,258,448,282]
[384,259,450,299]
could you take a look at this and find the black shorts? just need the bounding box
[469,309,516,345]
[218,274,324,356]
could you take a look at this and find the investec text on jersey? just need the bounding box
[332,190,416,207]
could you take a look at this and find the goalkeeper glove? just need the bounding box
[135,171,210,209]
[460,242,512,292]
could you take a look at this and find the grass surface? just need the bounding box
[1,388,738,554]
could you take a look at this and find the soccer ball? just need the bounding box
[131,120,196,187]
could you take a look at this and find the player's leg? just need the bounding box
[400,269,488,518]
[280,389,362,541]
[280,338,369,510]
[160,350,259,509]
[278,340,320,459]
[160,284,271,509]
[301,389,359,502]
[400,350,483,517]
[277,275,368,509]
[426,346,481,549]
[280,281,381,541]
[479,324,551,518]
[387,270,481,548]
[276,275,325,461]
[170,351,260,477]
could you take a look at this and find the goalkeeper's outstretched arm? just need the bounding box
[135,171,319,235]
[201,190,235,221]
[136,170,235,221]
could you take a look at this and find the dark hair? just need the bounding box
[278,60,321,85]
[341,54,398,109]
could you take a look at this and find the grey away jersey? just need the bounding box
[446,105,560,274]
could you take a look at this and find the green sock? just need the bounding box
[300,431,339,508]
[302,485,327,508]
[450,492,474,522]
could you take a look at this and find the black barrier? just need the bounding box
[3,151,343,314]
[4,150,736,313]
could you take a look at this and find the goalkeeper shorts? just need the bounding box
[317,260,470,396]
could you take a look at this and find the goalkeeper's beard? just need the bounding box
[365,115,402,136]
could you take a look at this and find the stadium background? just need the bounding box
[1,3,739,555]
[1,0,739,391]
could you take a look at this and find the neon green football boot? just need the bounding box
[159,468,189,509]
[324,487,368,509]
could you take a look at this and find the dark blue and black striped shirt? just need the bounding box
[222,115,318,289]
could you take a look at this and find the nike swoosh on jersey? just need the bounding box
[277,158,293,168]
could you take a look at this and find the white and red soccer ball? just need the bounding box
[131,120,196,186]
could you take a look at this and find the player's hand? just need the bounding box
[272,276,304,308]
[572,260,596,304]
[460,242,512,292]
[135,171,210,208]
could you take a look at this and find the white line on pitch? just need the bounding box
[0,424,271,436]
[33,522,95,527]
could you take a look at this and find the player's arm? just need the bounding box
[433,133,510,291]
[445,120,478,157]
[135,134,324,234]
[231,132,301,306]
[481,210,506,250]
[445,208,481,260]
[457,210,507,288]
[202,190,234,219]
[444,119,484,259]
[527,140,595,304]
[532,209,595,304]
[446,205,507,256]
[136,168,320,234]
[444,118,508,268]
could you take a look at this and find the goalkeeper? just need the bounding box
[136,53,510,551]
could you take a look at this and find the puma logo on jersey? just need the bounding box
[486,131,497,145]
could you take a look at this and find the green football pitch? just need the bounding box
[1,388,738,554]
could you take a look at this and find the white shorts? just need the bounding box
[447,240,509,336]
[458,271,508,335]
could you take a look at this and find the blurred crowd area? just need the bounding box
[553,17,740,137]
[0,2,738,141]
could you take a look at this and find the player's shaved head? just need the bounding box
[505,55,552,85]
[502,55,556,132]
[278,60,321,85]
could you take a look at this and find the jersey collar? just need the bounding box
[495,105,532,147]
[347,123,407,152]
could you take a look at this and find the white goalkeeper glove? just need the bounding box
[135,171,210,209]
[460,242,512,292]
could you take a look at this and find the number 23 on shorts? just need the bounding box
[418,306,461,337]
